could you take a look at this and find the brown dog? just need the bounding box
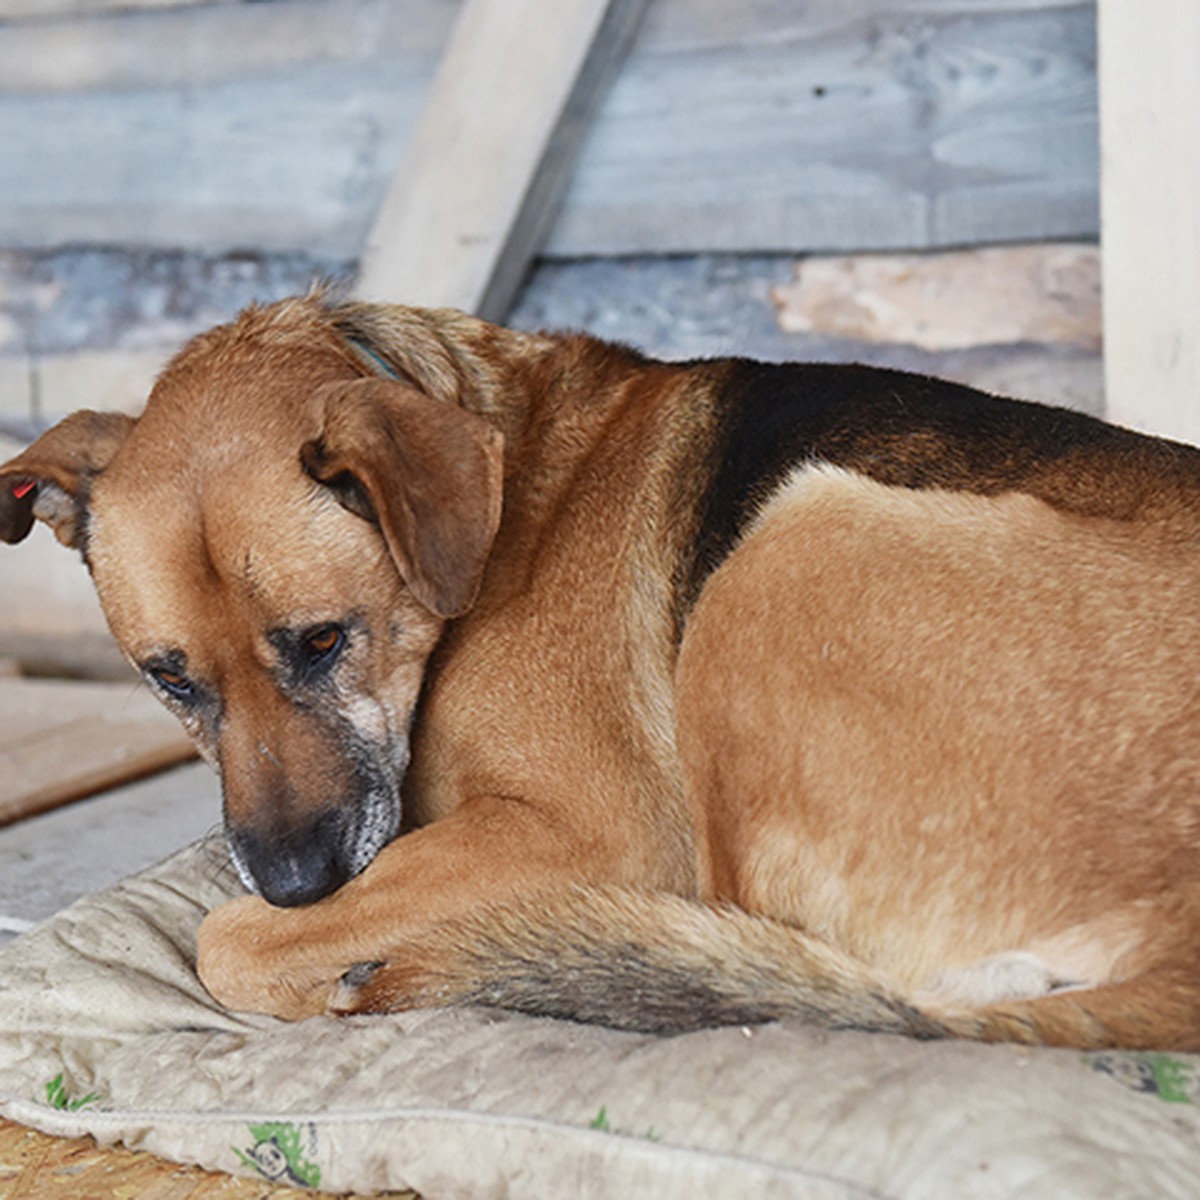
[4,292,1200,1048]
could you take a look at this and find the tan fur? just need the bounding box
[4,293,1200,1048]
[676,467,1200,1042]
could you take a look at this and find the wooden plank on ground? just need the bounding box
[0,1118,418,1200]
[356,0,647,318]
[0,678,195,826]
[1098,0,1200,440]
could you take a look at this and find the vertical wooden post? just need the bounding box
[356,0,647,321]
[1099,0,1200,440]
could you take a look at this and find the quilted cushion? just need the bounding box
[1,837,1198,1198]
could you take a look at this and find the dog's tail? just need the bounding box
[334,885,1149,1046]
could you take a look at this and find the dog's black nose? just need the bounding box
[253,850,345,908]
[229,811,352,907]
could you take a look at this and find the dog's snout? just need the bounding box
[229,810,353,908]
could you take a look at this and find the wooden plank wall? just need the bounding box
[0,0,1098,260]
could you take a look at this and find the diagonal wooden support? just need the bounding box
[356,0,647,320]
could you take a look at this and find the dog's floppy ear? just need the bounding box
[0,410,135,550]
[302,378,504,618]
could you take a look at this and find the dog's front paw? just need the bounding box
[328,958,440,1016]
[196,896,341,1021]
[327,960,385,1013]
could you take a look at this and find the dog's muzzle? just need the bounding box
[226,772,403,907]
[228,809,362,907]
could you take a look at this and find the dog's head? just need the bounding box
[0,296,504,907]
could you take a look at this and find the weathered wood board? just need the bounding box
[359,0,648,317]
[0,678,196,825]
[0,0,1098,261]
[1099,0,1200,443]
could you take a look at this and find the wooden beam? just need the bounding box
[355,0,648,319]
[1099,0,1200,440]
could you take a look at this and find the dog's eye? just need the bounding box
[304,625,345,668]
[149,667,195,702]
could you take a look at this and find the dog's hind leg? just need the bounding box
[932,965,1200,1051]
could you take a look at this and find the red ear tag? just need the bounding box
[11,481,35,500]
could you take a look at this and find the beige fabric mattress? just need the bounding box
[1,838,1197,1198]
